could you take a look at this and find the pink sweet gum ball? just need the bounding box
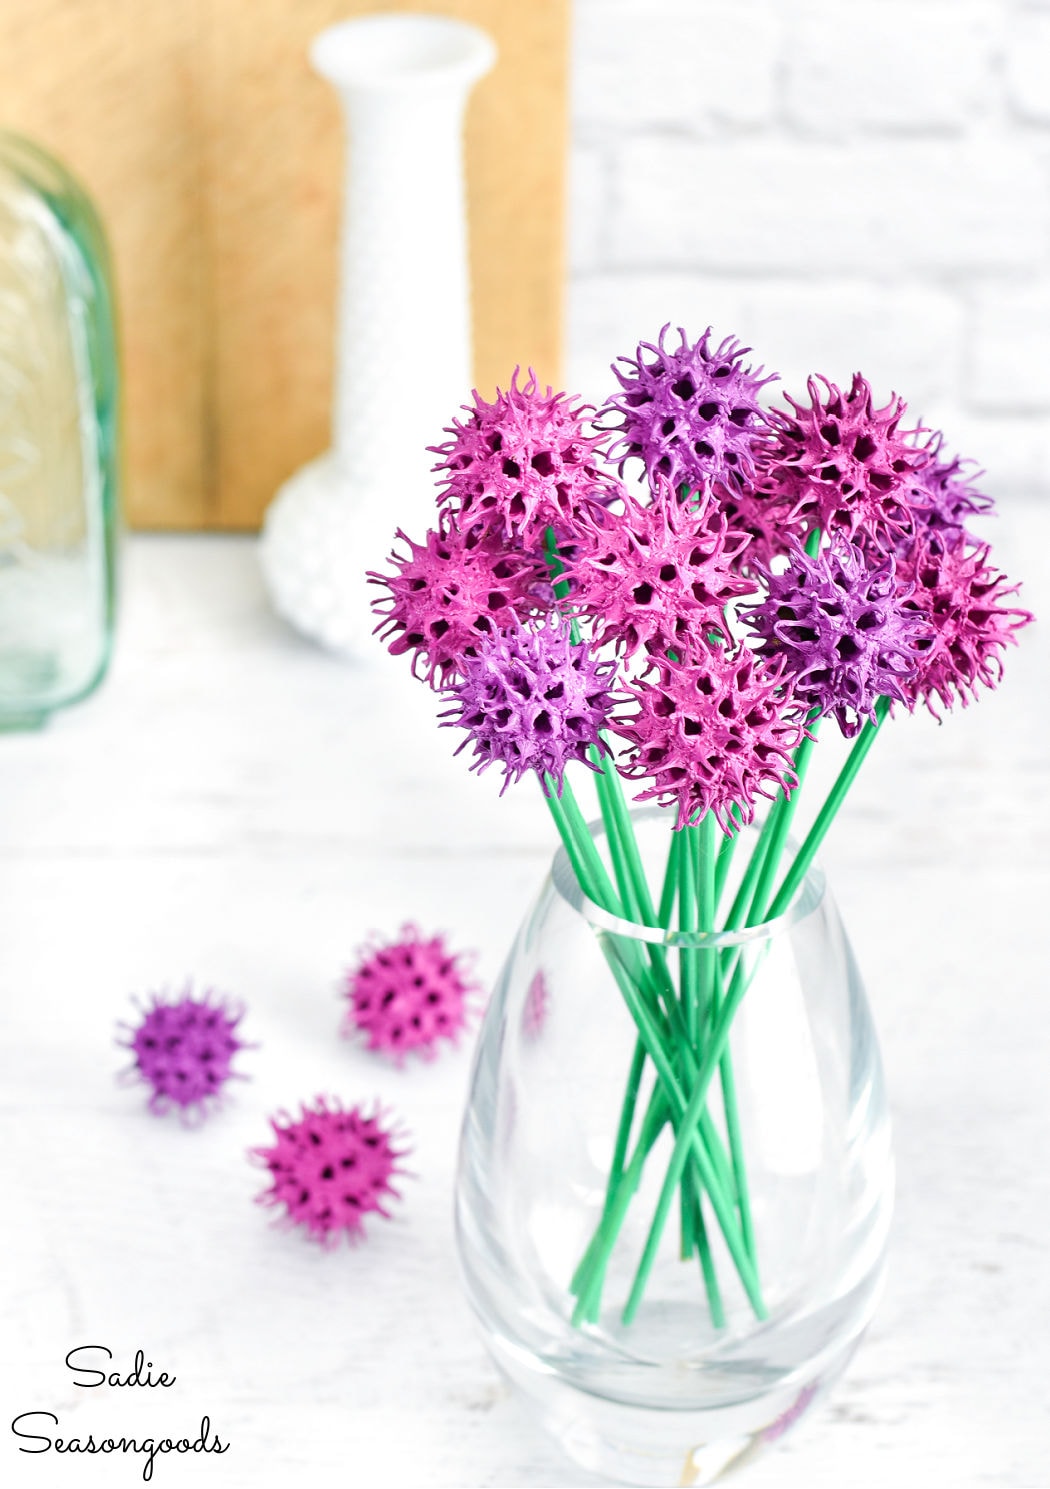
[251,1098,407,1246]
[367,517,550,689]
[759,372,919,551]
[612,647,808,832]
[342,925,480,1062]
[562,482,754,662]
[430,369,623,549]
[895,531,1033,716]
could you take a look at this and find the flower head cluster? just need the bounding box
[441,614,617,795]
[600,325,776,496]
[372,321,1032,825]
[744,538,926,737]
[343,925,479,1061]
[368,518,549,687]
[760,373,918,550]
[563,484,754,661]
[896,531,1033,716]
[117,987,248,1120]
[431,370,622,548]
[611,648,807,831]
[251,1098,407,1246]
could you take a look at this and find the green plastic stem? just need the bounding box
[768,696,890,920]
[658,831,681,928]
[624,699,892,1302]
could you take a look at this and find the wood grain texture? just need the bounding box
[0,0,208,528]
[0,0,568,530]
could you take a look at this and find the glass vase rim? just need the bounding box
[549,805,827,950]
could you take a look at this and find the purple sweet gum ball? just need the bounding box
[599,325,777,497]
[118,987,248,1119]
[440,613,618,795]
[743,537,927,737]
[900,429,996,546]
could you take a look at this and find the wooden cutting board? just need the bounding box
[0,0,568,529]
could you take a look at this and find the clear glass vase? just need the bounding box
[455,809,893,1486]
[0,132,120,729]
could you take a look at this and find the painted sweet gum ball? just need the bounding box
[251,1098,408,1246]
[343,925,480,1061]
[117,987,249,1119]
[441,613,618,795]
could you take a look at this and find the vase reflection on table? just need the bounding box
[455,811,893,1487]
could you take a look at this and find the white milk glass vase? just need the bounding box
[260,13,496,654]
[455,810,894,1487]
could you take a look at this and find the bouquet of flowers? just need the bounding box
[368,325,1032,1328]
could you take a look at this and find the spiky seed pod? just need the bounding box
[343,925,479,1062]
[716,480,807,575]
[117,987,249,1119]
[611,648,807,832]
[895,530,1033,717]
[251,1098,407,1246]
[367,517,551,687]
[743,537,926,738]
[440,613,618,795]
[561,482,755,663]
[760,373,920,549]
[430,370,623,548]
[599,325,777,496]
[901,430,995,545]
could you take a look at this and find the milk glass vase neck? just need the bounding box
[0,133,119,729]
[455,809,893,1487]
[260,14,495,654]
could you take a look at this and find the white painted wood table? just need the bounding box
[1,507,1048,1488]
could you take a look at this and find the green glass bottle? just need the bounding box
[0,133,119,729]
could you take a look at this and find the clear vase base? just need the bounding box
[455,810,894,1485]
[492,1335,859,1487]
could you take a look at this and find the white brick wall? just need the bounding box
[568,0,1050,500]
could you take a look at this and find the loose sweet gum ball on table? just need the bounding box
[117,987,248,1120]
[251,1098,407,1246]
[343,925,480,1062]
